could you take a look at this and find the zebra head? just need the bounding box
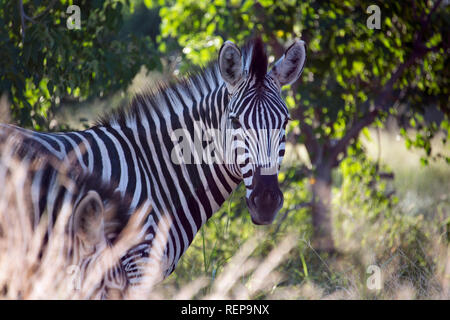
[71,190,129,299]
[219,38,306,225]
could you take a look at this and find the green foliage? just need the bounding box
[1,0,448,298]
[339,147,395,220]
[157,0,449,164]
[151,0,450,295]
[0,0,161,129]
[169,141,449,298]
[156,0,449,256]
[170,182,314,295]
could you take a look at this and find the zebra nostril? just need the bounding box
[253,196,259,208]
[251,190,279,208]
[262,190,276,202]
[249,193,257,208]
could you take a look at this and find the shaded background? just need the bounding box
[0,0,449,298]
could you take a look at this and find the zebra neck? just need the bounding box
[114,76,243,276]
[18,67,244,278]
[129,78,241,216]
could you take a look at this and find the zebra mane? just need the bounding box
[248,37,268,86]
[95,62,221,128]
[95,37,268,128]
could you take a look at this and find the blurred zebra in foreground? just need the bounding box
[0,37,307,287]
[0,131,150,299]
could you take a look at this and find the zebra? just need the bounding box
[0,131,144,299]
[0,37,307,287]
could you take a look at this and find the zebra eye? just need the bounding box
[230,117,241,130]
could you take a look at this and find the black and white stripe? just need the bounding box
[0,131,133,299]
[0,37,307,287]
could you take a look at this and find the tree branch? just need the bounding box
[425,0,443,26]
[31,0,57,20]
[18,0,58,41]
[18,0,26,42]
[329,48,421,163]
[328,1,443,165]
[329,109,379,163]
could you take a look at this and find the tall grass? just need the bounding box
[0,121,448,299]
[164,128,449,300]
[0,135,301,300]
[0,136,146,299]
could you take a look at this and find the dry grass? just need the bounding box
[0,136,301,300]
[0,126,448,299]
[0,137,146,299]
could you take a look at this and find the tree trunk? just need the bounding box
[311,163,335,253]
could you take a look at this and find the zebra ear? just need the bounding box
[269,39,306,87]
[218,41,243,91]
[73,190,105,246]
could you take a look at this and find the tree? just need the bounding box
[156,0,449,251]
[0,0,160,129]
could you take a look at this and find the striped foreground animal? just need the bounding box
[0,37,307,287]
[0,132,143,299]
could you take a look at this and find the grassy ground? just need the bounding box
[51,89,450,299]
[155,128,449,300]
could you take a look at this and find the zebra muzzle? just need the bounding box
[246,171,283,225]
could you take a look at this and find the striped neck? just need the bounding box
[91,65,243,277]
